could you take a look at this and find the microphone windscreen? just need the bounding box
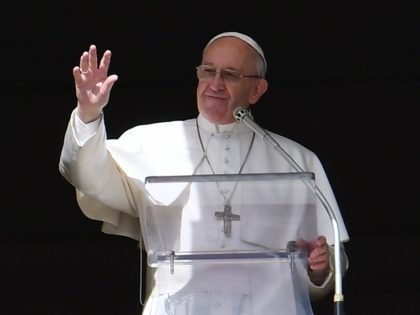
[233,107,248,122]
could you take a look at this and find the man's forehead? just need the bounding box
[205,32,267,70]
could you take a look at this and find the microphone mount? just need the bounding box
[233,106,345,315]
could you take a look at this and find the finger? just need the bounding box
[73,66,82,81]
[309,260,329,271]
[100,74,119,95]
[309,245,328,262]
[98,50,112,76]
[88,44,98,71]
[309,243,328,262]
[310,248,328,261]
[309,254,329,270]
[309,246,329,270]
[79,51,89,74]
[73,66,89,87]
[308,236,327,253]
[317,235,327,246]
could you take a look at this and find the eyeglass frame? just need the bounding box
[196,64,262,84]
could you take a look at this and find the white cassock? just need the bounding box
[59,110,349,315]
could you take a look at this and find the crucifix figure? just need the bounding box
[215,204,240,237]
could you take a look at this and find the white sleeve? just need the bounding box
[59,108,141,240]
[73,108,101,146]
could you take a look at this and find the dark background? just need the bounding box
[1,1,419,314]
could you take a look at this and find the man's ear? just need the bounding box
[249,78,268,105]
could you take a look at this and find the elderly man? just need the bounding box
[59,31,349,314]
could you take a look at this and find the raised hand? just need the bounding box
[73,45,118,123]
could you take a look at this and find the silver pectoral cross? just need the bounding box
[215,204,240,237]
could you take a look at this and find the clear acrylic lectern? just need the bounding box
[141,172,318,315]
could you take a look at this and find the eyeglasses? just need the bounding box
[196,65,261,85]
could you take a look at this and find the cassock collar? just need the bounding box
[197,114,251,135]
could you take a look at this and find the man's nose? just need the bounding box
[209,71,225,89]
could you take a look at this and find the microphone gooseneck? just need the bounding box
[233,106,345,315]
[233,107,269,139]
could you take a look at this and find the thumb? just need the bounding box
[101,74,119,96]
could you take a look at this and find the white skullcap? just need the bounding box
[205,31,267,72]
